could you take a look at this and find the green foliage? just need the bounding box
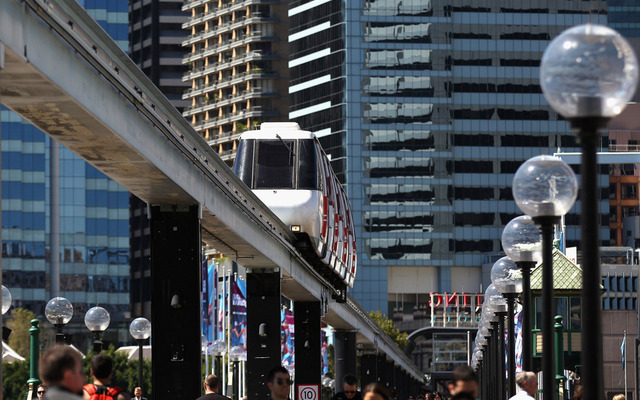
[369,310,408,349]
[2,359,30,400]
[83,346,152,399]
[7,308,37,357]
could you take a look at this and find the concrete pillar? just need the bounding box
[334,330,357,392]
[246,268,281,399]
[150,205,202,400]
[294,302,321,400]
[360,354,377,387]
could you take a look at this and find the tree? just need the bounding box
[6,308,36,357]
[369,310,408,349]
[2,359,30,400]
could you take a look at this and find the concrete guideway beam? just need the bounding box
[0,0,424,382]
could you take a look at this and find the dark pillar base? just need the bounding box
[334,330,357,392]
[295,302,322,400]
[360,354,377,387]
[246,269,281,399]
[150,205,202,400]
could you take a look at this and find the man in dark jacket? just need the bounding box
[196,375,230,400]
[331,375,362,400]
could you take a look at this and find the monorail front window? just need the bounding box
[233,138,318,189]
[255,140,295,188]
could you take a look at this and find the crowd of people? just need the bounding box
[36,344,616,400]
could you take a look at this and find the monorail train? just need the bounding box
[233,123,357,294]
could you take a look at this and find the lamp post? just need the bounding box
[485,284,508,400]
[85,306,110,353]
[502,216,542,371]
[491,256,523,397]
[45,297,74,344]
[129,317,151,391]
[2,285,12,342]
[513,155,578,400]
[539,23,639,400]
[481,306,497,398]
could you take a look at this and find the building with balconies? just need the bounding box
[181,0,290,165]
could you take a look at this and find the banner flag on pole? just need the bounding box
[622,334,626,370]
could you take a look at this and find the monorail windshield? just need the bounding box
[234,138,317,190]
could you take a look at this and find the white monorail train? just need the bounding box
[233,123,357,292]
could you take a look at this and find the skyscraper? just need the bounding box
[181,0,290,165]
[2,0,131,348]
[128,0,189,319]
[289,0,609,313]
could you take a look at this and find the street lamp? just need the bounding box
[502,215,542,371]
[129,317,151,391]
[2,285,11,315]
[2,285,12,342]
[85,306,110,353]
[540,23,639,400]
[45,297,73,344]
[513,155,578,400]
[485,284,508,400]
[491,256,523,397]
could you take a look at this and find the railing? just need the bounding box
[609,143,640,152]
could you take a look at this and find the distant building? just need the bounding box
[128,0,190,319]
[288,0,609,314]
[181,0,290,165]
[1,0,131,351]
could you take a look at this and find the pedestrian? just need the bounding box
[363,383,390,400]
[331,375,363,400]
[39,345,85,400]
[37,384,48,399]
[196,375,230,400]
[509,371,537,400]
[130,387,147,400]
[613,395,625,400]
[448,365,478,400]
[266,366,293,400]
[82,354,129,400]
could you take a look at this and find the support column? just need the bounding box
[150,205,201,400]
[246,269,281,399]
[360,353,377,387]
[294,301,321,400]
[334,330,357,392]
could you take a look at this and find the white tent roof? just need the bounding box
[2,341,25,363]
[116,345,151,361]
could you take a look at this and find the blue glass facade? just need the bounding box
[1,0,130,344]
[289,0,610,313]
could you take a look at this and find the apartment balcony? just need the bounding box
[182,32,280,64]
[182,70,279,100]
[182,14,278,47]
[182,0,280,21]
[193,106,279,131]
[184,88,280,116]
[206,130,243,147]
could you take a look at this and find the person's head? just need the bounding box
[515,371,538,397]
[39,345,85,394]
[433,393,442,400]
[613,395,625,400]
[90,353,114,381]
[267,366,292,400]
[425,393,432,400]
[451,365,478,398]
[204,375,220,394]
[343,374,358,399]
[408,395,415,400]
[363,383,390,400]
[134,387,142,397]
[37,384,47,398]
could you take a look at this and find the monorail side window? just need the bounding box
[298,139,318,189]
[255,140,295,188]
[234,139,254,187]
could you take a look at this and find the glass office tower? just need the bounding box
[1,0,131,348]
[289,0,608,313]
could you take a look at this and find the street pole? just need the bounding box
[517,261,536,371]
[555,316,565,400]
[27,319,41,398]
